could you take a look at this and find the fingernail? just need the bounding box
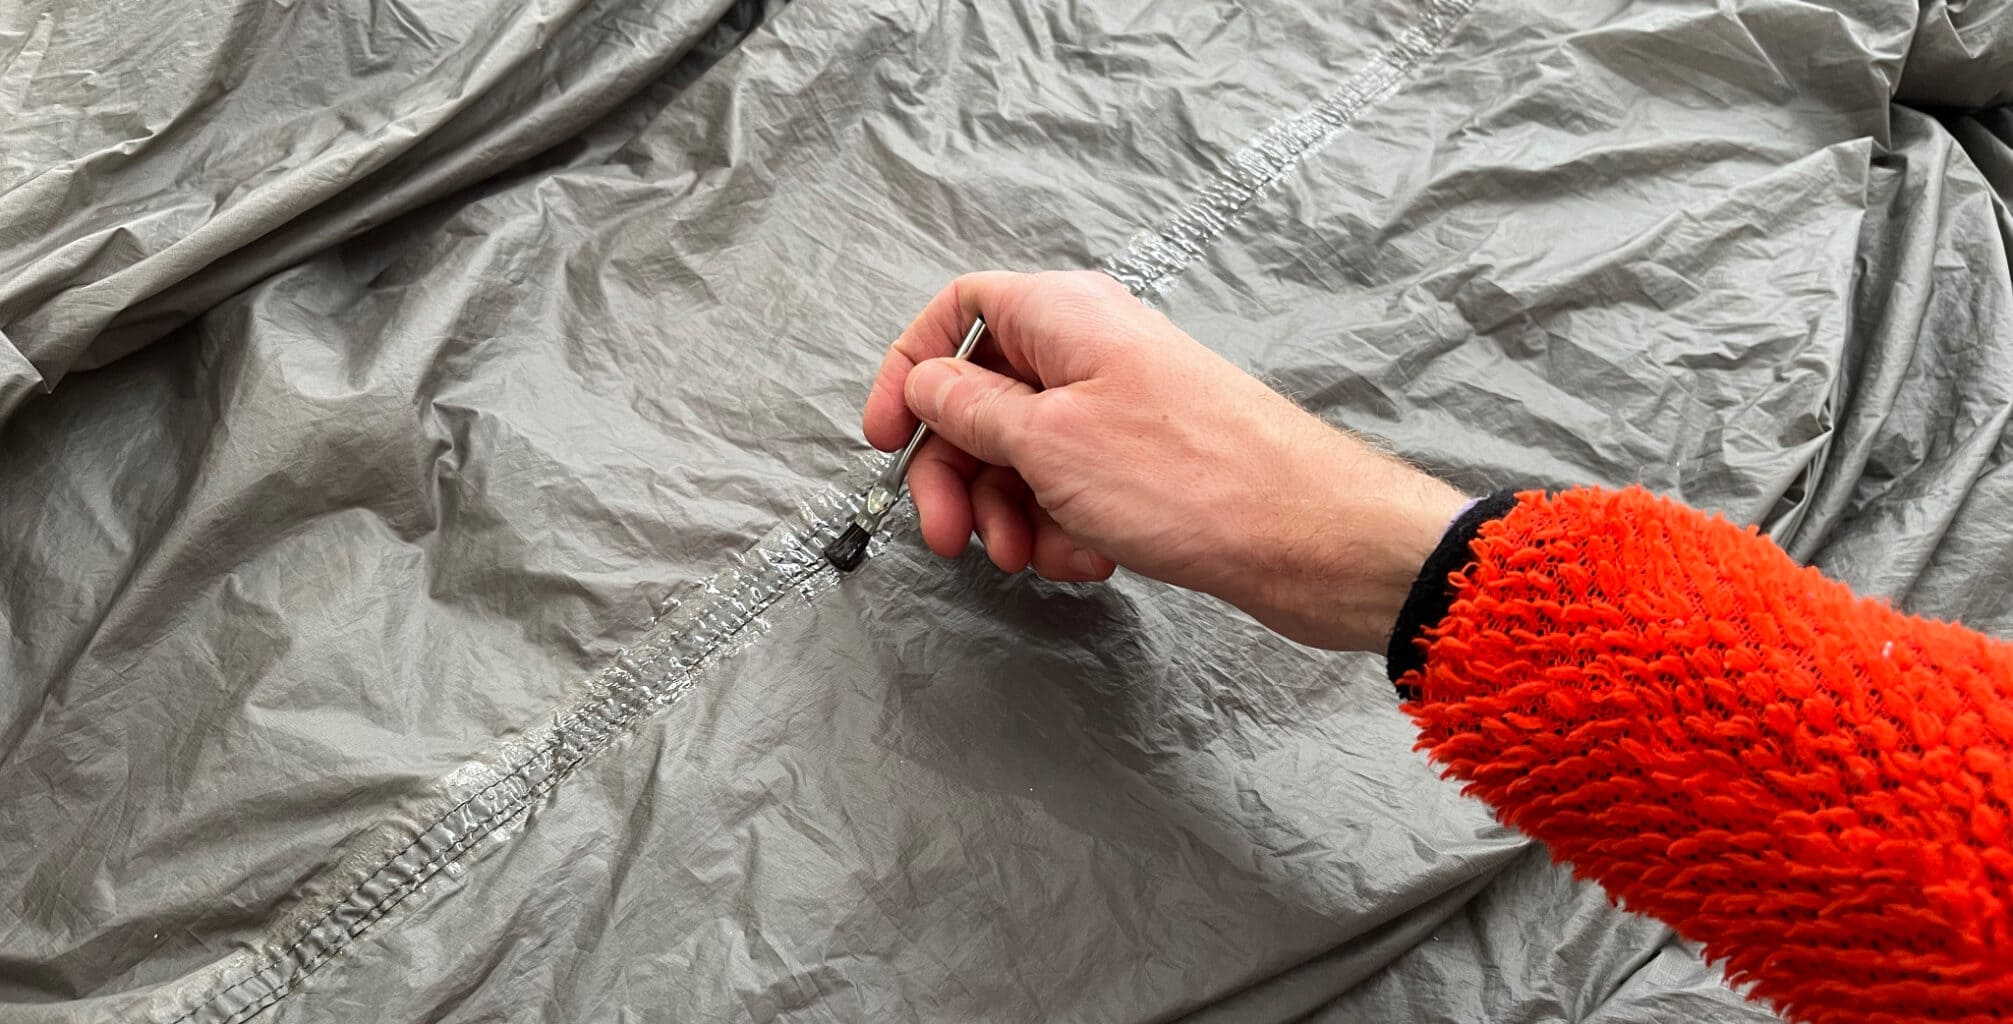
[1068,549,1095,576]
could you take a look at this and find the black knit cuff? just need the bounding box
[1387,489,1522,697]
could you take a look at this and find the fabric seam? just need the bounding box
[168,3,1476,1018]
[169,486,886,1024]
[1101,0,1475,297]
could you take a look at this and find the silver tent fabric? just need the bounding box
[2,1,2008,1021]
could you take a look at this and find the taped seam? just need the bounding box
[172,480,902,1024]
[1101,0,1476,297]
[171,5,1472,1019]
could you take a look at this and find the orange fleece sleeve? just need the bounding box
[1400,487,2013,1024]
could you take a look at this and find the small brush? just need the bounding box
[824,315,988,571]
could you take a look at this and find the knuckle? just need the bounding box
[948,272,1005,326]
[943,275,979,321]
[948,271,991,299]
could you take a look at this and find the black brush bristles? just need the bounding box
[823,524,873,572]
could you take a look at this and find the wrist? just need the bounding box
[1329,480,1468,651]
[1234,460,1467,652]
[1386,489,1525,692]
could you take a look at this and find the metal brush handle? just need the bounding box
[823,315,990,571]
[857,315,988,527]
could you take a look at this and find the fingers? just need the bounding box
[863,269,1129,450]
[907,435,977,558]
[971,465,1032,572]
[909,455,1109,581]
[858,269,1131,584]
[903,359,1038,467]
[1027,502,1114,583]
[863,270,1027,451]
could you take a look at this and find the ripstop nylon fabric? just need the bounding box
[2,0,2010,1021]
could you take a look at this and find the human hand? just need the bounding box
[862,270,1466,652]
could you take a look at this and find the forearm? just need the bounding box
[1390,486,2013,1021]
[866,274,2011,1014]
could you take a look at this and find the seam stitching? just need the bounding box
[1101,0,1475,298]
[171,3,1476,1018]
[173,491,875,1024]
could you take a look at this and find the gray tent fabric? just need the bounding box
[0,0,778,417]
[1,1,2008,1022]
[1899,0,2013,108]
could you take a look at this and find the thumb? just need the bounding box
[905,358,1039,467]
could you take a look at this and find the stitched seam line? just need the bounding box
[171,5,1475,1018]
[1101,0,1475,297]
[173,491,879,1024]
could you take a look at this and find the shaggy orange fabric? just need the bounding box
[1402,487,2013,1023]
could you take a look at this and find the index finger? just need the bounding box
[862,271,1030,451]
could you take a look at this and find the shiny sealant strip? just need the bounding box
[169,4,1476,1019]
[1101,0,1475,298]
[169,473,909,1024]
